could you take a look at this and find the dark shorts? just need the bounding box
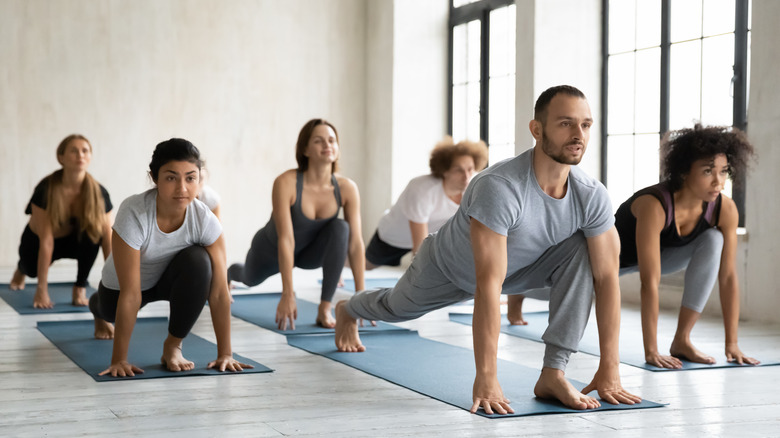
[365,231,410,267]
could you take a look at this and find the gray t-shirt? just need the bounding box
[101,189,223,290]
[432,148,614,292]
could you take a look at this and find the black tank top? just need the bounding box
[259,171,343,250]
[614,182,721,268]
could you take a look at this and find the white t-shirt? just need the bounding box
[101,189,223,290]
[376,174,460,249]
[197,185,220,211]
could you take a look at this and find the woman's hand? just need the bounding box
[726,343,760,365]
[208,355,255,372]
[276,293,298,330]
[99,361,144,377]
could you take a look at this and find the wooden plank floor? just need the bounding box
[1,266,779,437]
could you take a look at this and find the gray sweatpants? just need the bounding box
[346,231,595,370]
[619,227,724,313]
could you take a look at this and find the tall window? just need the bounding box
[603,0,751,224]
[449,0,516,164]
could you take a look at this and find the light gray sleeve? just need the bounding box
[112,194,148,250]
[581,183,615,238]
[195,202,223,246]
[463,175,520,237]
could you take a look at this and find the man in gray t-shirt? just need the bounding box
[335,85,642,414]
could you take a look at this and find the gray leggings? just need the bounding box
[619,228,723,313]
[346,231,595,370]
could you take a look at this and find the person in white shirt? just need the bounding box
[365,138,488,269]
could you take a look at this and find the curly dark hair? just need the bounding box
[429,137,489,179]
[660,123,755,192]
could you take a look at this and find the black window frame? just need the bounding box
[601,0,751,226]
[448,0,515,146]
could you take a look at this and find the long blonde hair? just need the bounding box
[46,135,106,243]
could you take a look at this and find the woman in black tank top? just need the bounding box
[613,124,758,368]
[229,119,366,330]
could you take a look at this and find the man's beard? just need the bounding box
[541,131,584,165]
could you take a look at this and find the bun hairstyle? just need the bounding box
[149,138,203,182]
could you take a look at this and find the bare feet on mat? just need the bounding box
[161,338,194,371]
[33,286,54,309]
[335,301,364,352]
[507,294,527,326]
[10,269,25,290]
[316,301,336,328]
[670,339,715,365]
[94,318,115,340]
[72,286,89,306]
[534,368,600,410]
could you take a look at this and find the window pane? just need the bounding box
[467,81,481,139]
[701,34,734,126]
[489,143,514,164]
[703,0,735,37]
[608,52,636,135]
[452,84,467,141]
[635,0,661,49]
[634,133,661,190]
[669,40,703,130]
[489,5,515,77]
[671,0,703,42]
[489,75,514,145]
[607,135,635,211]
[634,47,661,133]
[453,25,467,84]
[609,0,636,54]
[467,20,481,83]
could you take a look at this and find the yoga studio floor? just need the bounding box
[2,265,779,437]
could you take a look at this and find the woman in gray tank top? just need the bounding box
[229,119,366,330]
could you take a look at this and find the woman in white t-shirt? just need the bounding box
[89,138,251,377]
[365,137,488,269]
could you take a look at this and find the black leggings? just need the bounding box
[89,246,212,339]
[17,225,101,287]
[228,219,349,302]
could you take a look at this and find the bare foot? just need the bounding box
[670,339,715,364]
[334,301,365,352]
[507,295,527,326]
[33,287,54,309]
[316,302,336,328]
[534,368,600,410]
[94,318,115,339]
[161,337,194,371]
[72,286,89,306]
[10,269,25,290]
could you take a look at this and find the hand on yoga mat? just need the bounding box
[276,293,298,330]
[645,351,683,369]
[33,285,54,309]
[99,361,145,378]
[726,344,760,365]
[470,374,514,415]
[208,355,255,372]
[581,367,642,406]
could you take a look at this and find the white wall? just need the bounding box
[744,0,780,323]
[0,0,369,280]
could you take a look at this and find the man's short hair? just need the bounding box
[534,85,586,125]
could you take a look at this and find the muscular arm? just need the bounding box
[632,195,680,368]
[341,178,366,292]
[717,197,758,364]
[408,221,428,256]
[469,218,513,415]
[581,227,641,404]
[106,231,143,374]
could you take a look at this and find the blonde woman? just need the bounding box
[10,134,112,308]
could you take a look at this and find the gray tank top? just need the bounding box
[258,171,343,250]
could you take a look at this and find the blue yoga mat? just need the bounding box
[230,292,408,335]
[318,277,400,292]
[287,330,664,418]
[37,317,273,381]
[449,311,780,371]
[0,282,95,314]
